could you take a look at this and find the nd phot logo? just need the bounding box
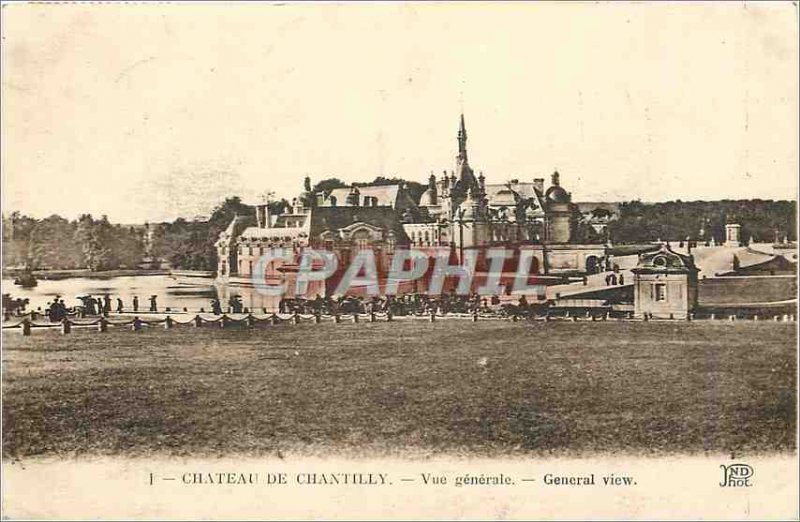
[719,463,753,487]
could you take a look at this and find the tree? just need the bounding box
[312,178,348,194]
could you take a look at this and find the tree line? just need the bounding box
[2,213,146,271]
[606,199,796,245]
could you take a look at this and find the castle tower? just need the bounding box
[453,113,478,204]
[544,170,574,243]
[457,113,468,163]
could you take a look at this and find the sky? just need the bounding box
[2,2,798,223]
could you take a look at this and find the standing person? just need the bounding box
[149,295,158,312]
[618,273,625,285]
[211,298,222,315]
[116,298,124,313]
[132,295,139,313]
[103,294,112,315]
[610,273,617,285]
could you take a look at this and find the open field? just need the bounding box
[2,321,796,458]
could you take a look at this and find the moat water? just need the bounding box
[1,275,283,313]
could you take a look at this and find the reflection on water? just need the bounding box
[1,275,282,313]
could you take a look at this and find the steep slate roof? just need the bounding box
[323,185,401,207]
[484,182,541,200]
[308,206,410,241]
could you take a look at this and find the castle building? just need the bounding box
[216,114,607,293]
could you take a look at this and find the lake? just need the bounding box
[2,275,283,313]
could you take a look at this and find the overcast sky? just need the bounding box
[2,2,797,223]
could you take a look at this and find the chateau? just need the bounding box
[216,115,607,292]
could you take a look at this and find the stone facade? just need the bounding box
[631,245,699,319]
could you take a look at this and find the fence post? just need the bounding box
[429,312,436,323]
[132,317,142,331]
[60,319,72,335]
[710,313,716,321]
[472,312,478,322]
[314,313,321,324]
[194,315,203,328]
[21,318,31,336]
[271,314,280,326]
[98,317,108,332]
[247,314,256,328]
[369,312,376,323]
[352,313,359,324]
[386,310,393,322]
[774,315,780,322]
[334,314,341,324]
[753,315,759,321]
[219,315,228,329]
[164,316,173,329]
[729,315,736,322]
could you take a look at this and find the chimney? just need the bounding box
[256,204,269,228]
[533,178,544,193]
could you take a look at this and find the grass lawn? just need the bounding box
[2,320,796,458]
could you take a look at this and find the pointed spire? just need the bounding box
[457,113,468,162]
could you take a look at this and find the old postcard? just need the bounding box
[1,1,798,520]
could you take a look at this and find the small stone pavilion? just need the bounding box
[631,245,699,319]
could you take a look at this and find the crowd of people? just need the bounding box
[24,291,547,322]
[74,294,159,315]
[275,292,538,317]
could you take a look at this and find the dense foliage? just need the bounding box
[312,176,427,203]
[2,212,145,271]
[607,200,796,244]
